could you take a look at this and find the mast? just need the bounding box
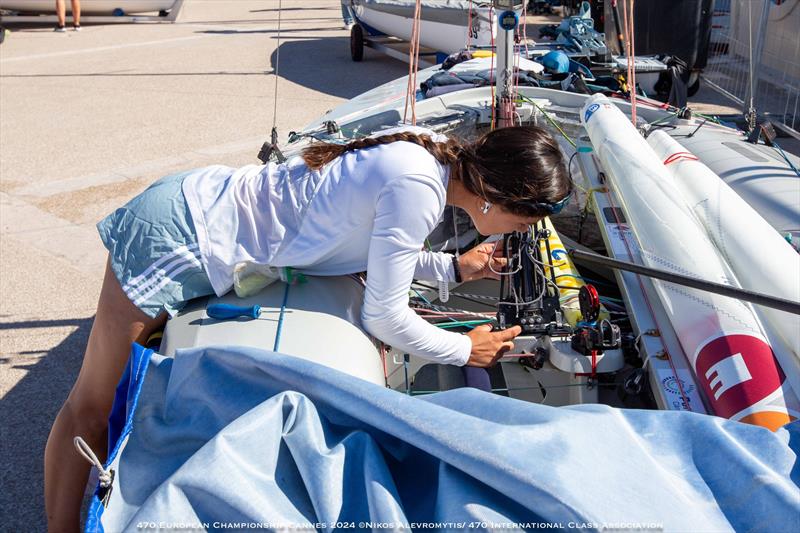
[493,0,522,127]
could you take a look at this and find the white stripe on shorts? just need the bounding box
[122,243,199,293]
[124,247,202,301]
[133,260,204,307]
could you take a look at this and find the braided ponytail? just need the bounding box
[301,126,570,219]
[302,132,462,170]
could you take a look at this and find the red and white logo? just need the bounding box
[695,334,785,419]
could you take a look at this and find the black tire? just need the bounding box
[350,24,364,62]
[687,73,701,97]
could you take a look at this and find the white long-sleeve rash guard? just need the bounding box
[182,139,473,366]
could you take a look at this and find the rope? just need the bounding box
[271,0,283,133]
[273,283,290,352]
[747,0,755,124]
[774,142,800,177]
[489,6,495,129]
[518,95,577,147]
[403,0,423,125]
[629,0,637,125]
[512,20,522,115]
[466,0,473,51]
[621,0,637,125]
[435,319,493,329]
[438,280,450,302]
[73,436,113,488]
[521,0,529,57]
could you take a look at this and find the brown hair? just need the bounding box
[301,126,571,217]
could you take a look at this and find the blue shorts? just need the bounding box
[97,171,215,318]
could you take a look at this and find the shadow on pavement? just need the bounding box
[0,317,92,532]
[198,26,338,35]
[266,37,409,100]
[251,7,339,13]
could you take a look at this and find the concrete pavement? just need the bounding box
[0,2,407,529]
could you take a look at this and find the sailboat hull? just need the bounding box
[352,0,496,53]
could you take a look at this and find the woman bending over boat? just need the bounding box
[44,125,572,530]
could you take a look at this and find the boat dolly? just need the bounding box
[350,22,446,68]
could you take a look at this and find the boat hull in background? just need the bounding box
[0,0,178,15]
[352,0,496,53]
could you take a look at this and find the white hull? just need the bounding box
[582,94,799,427]
[0,0,177,15]
[354,4,495,53]
[647,130,800,391]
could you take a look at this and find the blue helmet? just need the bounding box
[541,50,570,74]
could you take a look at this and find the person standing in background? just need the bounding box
[55,0,81,32]
[341,0,355,30]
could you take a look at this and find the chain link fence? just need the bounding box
[704,0,799,133]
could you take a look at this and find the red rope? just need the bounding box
[411,0,422,125]
[403,0,423,125]
[489,7,495,129]
[521,0,529,57]
[629,0,637,125]
[466,0,473,51]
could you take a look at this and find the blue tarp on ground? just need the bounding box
[86,344,800,532]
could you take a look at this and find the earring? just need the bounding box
[480,201,492,214]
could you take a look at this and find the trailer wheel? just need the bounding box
[350,24,364,62]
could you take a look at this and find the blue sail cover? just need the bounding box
[86,344,800,532]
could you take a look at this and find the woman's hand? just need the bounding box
[457,241,507,281]
[465,324,522,367]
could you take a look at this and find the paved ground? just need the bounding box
[1,2,792,531]
[0,2,410,529]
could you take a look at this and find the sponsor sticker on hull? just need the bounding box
[695,334,786,419]
[655,368,705,413]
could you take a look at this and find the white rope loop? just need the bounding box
[74,436,113,488]
[438,280,450,302]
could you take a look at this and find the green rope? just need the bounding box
[692,112,722,125]
[434,319,494,330]
[517,95,577,148]
[647,110,680,127]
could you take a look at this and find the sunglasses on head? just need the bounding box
[519,192,572,215]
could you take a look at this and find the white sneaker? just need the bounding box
[54,25,66,32]
[73,24,82,31]
[344,22,355,31]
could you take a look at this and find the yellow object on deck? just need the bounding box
[471,50,495,58]
[538,217,609,326]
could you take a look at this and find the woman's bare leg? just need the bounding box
[70,0,80,26]
[55,0,66,27]
[45,259,166,532]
